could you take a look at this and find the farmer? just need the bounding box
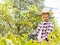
[29,7,54,42]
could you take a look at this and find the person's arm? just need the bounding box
[46,22,54,36]
[32,23,42,35]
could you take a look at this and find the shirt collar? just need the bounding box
[43,19,50,22]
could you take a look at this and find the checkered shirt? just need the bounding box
[32,20,54,42]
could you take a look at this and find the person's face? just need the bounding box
[41,13,49,21]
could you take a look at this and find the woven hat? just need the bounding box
[41,7,54,15]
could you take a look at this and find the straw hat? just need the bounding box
[41,7,54,15]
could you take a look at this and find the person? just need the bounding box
[28,7,54,42]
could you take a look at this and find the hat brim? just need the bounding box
[41,12,49,14]
[40,12,54,15]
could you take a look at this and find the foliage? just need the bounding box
[0,33,60,45]
[0,0,23,35]
[12,0,44,35]
[0,0,44,35]
[0,0,60,45]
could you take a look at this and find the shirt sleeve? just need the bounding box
[32,23,42,35]
[49,22,54,31]
[45,22,54,36]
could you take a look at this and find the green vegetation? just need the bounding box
[0,0,60,45]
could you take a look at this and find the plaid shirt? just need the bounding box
[32,20,54,42]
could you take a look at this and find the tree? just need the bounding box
[11,0,44,35]
[0,0,19,36]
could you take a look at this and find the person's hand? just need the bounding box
[32,32,36,35]
[28,32,32,35]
